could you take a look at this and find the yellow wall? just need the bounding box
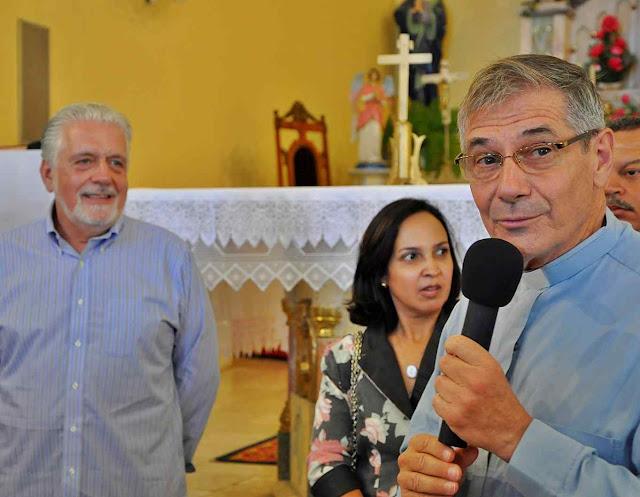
[1,0,522,187]
[443,0,522,108]
[1,0,397,187]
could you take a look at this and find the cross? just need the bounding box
[421,60,469,166]
[378,33,432,122]
[420,60,468,97]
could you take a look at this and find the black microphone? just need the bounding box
[438,238,523,448]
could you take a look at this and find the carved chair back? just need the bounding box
[274,101,331,186]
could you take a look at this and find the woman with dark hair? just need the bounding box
[308,198,461,497]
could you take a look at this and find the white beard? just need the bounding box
[54,179,122,229]
[65,197,121,227]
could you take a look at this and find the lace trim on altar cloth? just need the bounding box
[124,186,488,291]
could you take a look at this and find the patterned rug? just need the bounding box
[214,436,278,465]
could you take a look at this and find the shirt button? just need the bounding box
[72,382,79,390]
[70,425,77,433]
[100,246,105,253]
[77,299,83,306]
[75,340,82,348]
[69,467,75,475]
[79,261,85,268]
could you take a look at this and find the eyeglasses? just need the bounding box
[454,129,600,182]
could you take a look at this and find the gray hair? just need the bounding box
[41,102,132,167]
[458,54,605,148]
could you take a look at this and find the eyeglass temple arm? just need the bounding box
[557,129,600,149]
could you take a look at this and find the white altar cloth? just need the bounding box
[125,186,488,292]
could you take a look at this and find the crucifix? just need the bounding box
[421,60,468,175]
[378,33,432,184]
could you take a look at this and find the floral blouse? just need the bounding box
[307,315,448,497]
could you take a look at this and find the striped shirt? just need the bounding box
[0,211,220,497]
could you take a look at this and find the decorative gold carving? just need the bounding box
[307,306,342,401]
[307,307,342,339]
[282,298,343,402]
[282,297,313,400]
[278,298,343,495]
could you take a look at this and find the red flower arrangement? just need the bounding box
[588,15,635,83]
[609,94,640,122]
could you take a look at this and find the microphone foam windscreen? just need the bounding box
[461,238,524,308]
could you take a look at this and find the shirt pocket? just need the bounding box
[546,421,625,466]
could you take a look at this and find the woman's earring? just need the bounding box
[381,281,388,288]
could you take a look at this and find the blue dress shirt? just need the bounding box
[403,210,640,496]
[0,211,220,497]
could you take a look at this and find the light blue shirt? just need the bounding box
[404,209,640,496]
[0,211,220,497]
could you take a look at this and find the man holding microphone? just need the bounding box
[398,55,640,496]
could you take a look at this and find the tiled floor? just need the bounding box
[186,358,288,497]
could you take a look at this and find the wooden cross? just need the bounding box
[377,33,432,122]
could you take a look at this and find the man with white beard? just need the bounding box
[0,103,219,497]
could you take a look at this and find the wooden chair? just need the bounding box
[274,101,330,186]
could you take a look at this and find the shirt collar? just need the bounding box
[521,209,621,290]
[46,202,125,246]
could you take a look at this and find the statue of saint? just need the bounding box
[394,0,446,105]
[350,68,395,168]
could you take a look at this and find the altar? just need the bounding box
[124,185,486,370]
